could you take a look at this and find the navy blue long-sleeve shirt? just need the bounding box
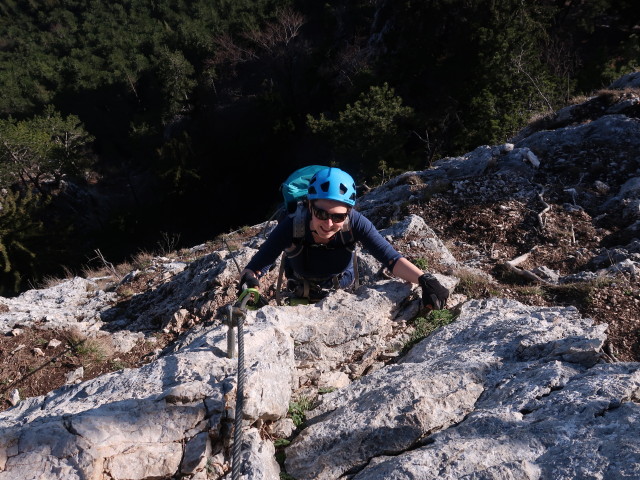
[246,209,401,286]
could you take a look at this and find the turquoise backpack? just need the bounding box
[280,165,328,214]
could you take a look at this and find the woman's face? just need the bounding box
[309,199,350,241]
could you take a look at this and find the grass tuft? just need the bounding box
[288,396,314,427]
[403,309,456,353]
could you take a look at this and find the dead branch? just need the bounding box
[505,251,531,267]
[502,248,553,285]
[537,189,550,229]
[244,7,304,54]
[514,47,554,112]
[90,249,118,279]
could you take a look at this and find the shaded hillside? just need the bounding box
[1,1,639,295]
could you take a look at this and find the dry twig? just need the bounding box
[537,189,551,229]
[502,248,553,285]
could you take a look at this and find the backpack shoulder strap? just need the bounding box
[339,214,359,288]
[338,215,355,249]
[291,202,307,243]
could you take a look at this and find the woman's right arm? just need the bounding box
[243,217,293,278]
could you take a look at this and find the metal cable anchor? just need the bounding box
[227,288,259,480]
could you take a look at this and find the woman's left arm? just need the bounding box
[352,211,423,283]
[352,211,449,309]
[391,257,424,284]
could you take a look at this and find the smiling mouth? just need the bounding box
[317,226,334,235]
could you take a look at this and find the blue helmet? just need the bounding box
[307,167,356,206]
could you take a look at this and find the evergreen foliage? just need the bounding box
[0,107,94,192]
[373,0,564,153]
[0,188,46,296]
[307,83,416,182]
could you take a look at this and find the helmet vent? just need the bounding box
[306,167,356,206]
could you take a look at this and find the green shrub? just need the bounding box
[288,396,313,427]
[404,309,456,352]
[318,387,336,394]
[413,257,429,270]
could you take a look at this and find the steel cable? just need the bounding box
[231,304,246,480]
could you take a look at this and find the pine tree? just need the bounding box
[0,188,46,296]
[307,83,415,182]
[0,107,94,192]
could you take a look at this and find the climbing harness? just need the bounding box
[274,202,359,305]
[226,287,261,480]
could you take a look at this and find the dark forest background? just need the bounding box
[0,0,638,295]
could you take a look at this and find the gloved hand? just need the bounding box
[237,289,268,309]
[237,271,268,309]
[418,273,449,310]
[237,271,259,297]
[250,294,269,309]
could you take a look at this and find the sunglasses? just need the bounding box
[312,205,349,223]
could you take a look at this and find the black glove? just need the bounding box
[237,271,259,297]
[251,295,269,309]
[237,271,268,309]
[419,273,449,310]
